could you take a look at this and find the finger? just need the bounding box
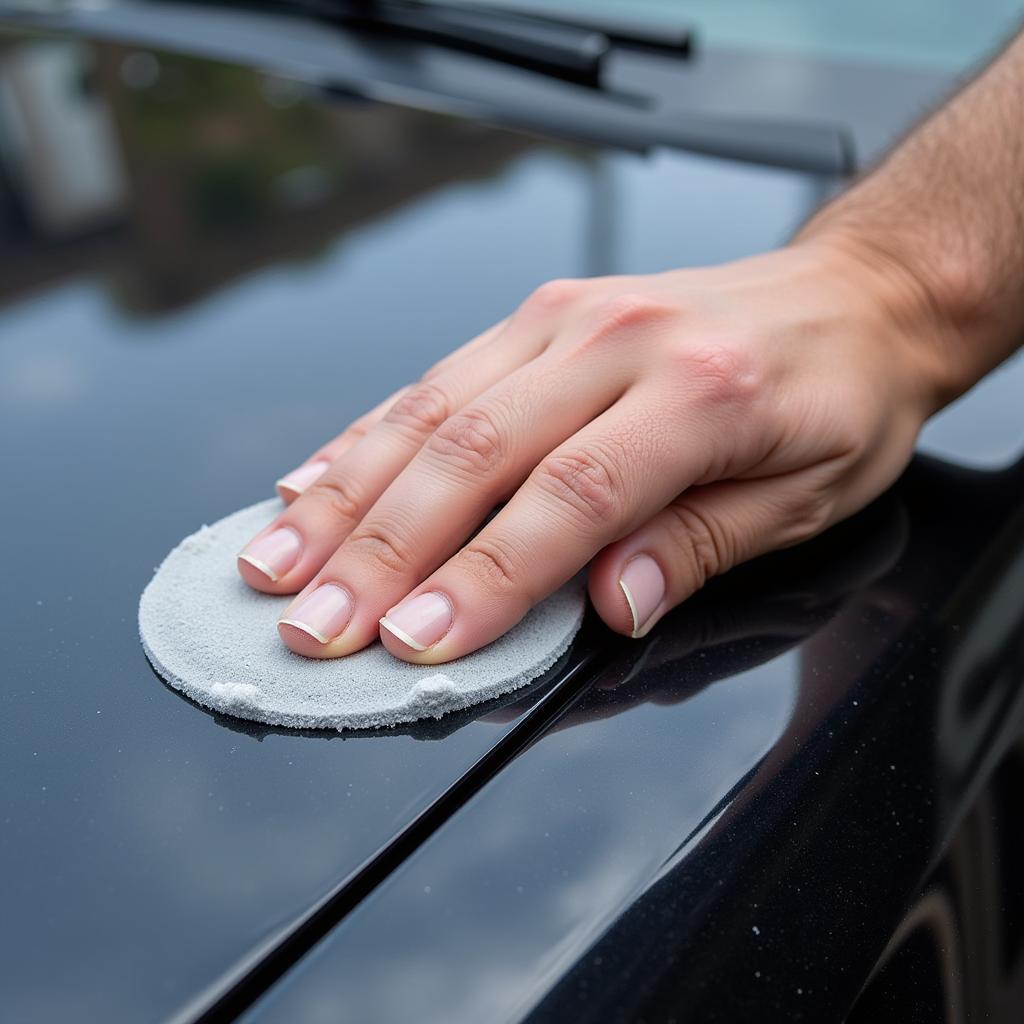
[419,317,509,381]
[374,395,701,664]
[238,319,552,594]
[245,280,597,593]
[273,316,527,503]
[587,472,835,639]
[272,315,522,503]
[276,353,627,657]
[275,386,410,503]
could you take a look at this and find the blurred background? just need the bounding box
[479,0,1024,69]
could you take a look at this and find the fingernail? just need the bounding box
[238,527,302,582]
[276,460,329,498]
[619,554,665,638]
[380,592,453,651]
[279,583,353,644]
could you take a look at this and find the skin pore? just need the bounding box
[236,30,1024,664]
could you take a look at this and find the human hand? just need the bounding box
[237,239,946,663]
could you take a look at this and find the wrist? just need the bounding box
[793,221,992,415]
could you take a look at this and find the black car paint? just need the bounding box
[239,457,1024,1023]
[1,8,1023,1023]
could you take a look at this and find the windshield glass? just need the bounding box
[464,0,1024,71]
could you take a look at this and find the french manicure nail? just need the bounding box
[238,527,302,582]
[380,592,453,651]
[279,583,353,644]
[276,460,329,498]
[619,553,665,638]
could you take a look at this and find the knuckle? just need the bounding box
[307,473,364,524]
[534,444,623,528]
[420,360,447,381]
[667,502,731,587]
[347,516,417,574]
[522,278,584,316]
[384,382,451,436]
[676,342,761,405]
[581,293,672,349]
[343,415,372,442]
[781,486,833,544]
[426,406,505,475]
[455,535,526,594]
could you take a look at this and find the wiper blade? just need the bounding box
[1,0,853,174]
[297,0,692,87]
[492,2,692,57]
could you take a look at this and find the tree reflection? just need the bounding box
[0,32,538,313]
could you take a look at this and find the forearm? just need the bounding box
[797,28,1024,408]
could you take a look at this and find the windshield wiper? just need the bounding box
[293,0,692,87]
[3,0,853,173]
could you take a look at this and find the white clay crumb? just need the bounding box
[210,682,263,703]
[405,675,460,717]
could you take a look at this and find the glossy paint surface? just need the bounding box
[243,456,1024,1023]
[3,16,1024,1024]
[0,25,812,1023]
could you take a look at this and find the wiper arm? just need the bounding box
[296,0,692,87]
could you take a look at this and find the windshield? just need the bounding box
[463,0,1024,71]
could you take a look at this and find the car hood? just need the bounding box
[2,11,1023,1023]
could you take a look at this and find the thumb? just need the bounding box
[588,474,834,638]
